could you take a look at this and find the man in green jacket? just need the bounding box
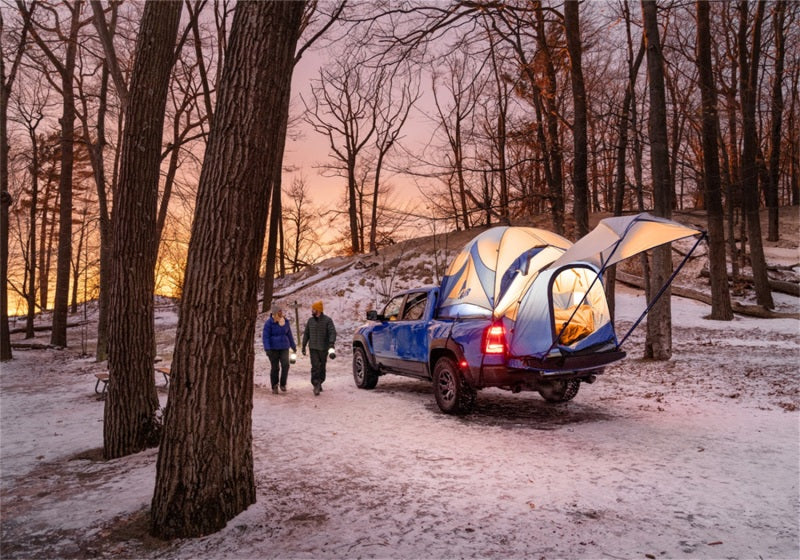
[301,300,337,395]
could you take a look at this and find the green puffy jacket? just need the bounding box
[302,313,336,352]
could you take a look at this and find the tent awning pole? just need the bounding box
[616,232,707,349]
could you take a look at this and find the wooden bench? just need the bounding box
[156,367,171,388]
[93,367,171,397]
[94,372,109,395]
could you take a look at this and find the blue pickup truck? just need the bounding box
[351,217,703,414]
[352,281,624,415]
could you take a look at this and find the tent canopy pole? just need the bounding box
[616,232,707,349]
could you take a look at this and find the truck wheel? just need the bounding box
[353,347,379,389]
[538,379,580,403]
[433,357,476,415]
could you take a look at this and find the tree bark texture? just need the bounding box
[641,0,673,360]
[738,0,773,309]
[104,0,182,459]
[766,0,785,241]
[534,1,565,235]
[564,0,589,238]
[696,0,733,320]
[151,1,305,539]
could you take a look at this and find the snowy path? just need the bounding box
[1,291,798,559]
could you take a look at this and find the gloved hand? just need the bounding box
[328,347,336,360]
[302,348,306,356]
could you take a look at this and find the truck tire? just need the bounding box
[537,379,580,403]
[353,346,379,389]
[433,357,476,415]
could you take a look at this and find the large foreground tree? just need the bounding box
[104,0,182,459]
[151,1,305,539]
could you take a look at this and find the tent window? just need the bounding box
[551,267,610,346]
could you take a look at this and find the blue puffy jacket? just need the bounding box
[262,316,296,351]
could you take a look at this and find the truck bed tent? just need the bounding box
[436,214,704,366]
[438,226,572,319]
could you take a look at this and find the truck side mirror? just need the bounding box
[366,310,379,321]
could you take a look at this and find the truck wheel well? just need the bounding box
[430,348,458,370]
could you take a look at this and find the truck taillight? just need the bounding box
[484,323,507,354]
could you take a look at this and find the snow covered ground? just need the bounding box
[1,211,798,559]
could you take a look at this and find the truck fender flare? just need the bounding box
[428,338,469,381]
[352,333,380,370]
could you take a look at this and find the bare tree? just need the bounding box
[151,1,305,539]
[490,2,566,234]
[104,0,182,460]
[1,3,32,360]
[766,0,785,241]
[696,0,733,321]
[283,175,319,272]
[261,0,347,312]
[564,0,589,238]
[738,0,773,309]
[9,67,48,338]
[368,66,419,253]
[17,0,86,348]
[430,51,484,231]
[302,49,379,254]
[641,0,674,361]
[605,3,645,319]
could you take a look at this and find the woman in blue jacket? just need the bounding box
[262,306,297,394]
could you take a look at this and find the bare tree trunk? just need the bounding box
[641,0,673,361]
[70,207,88,314]
[151,1,304,539]
[24,123,41,338]
[564,0,589,238]
[534,1,565,234]
[104,0,182,459]
[25,0,84,348]
[696,0,733,320]
[791,61,800,206]
[0,55,10,361]
[738,0,773,309]
[38,182,53,310]
[607,7,646,320]
[262,168,283,312]
[81,65,111,361]
[766,0,785,242]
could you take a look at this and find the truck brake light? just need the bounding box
[484,323,507,354]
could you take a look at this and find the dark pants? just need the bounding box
[309,349,327,387]
[267,349,290,387]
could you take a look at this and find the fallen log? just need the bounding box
[9,321,88,335]
[699,269,799,297]
[615,271,800,319]
[10,342,57,350]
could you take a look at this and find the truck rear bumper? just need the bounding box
[468,350,625,390]
[519,349,626,372]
